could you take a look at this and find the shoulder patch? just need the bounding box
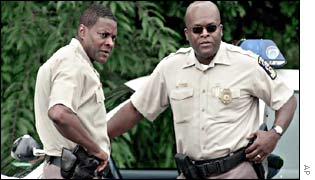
[258,56,277,80]
[226,44,258,58]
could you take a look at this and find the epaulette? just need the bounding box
[163,47,192,60]
[226,44,258,59]
[175,47,192,54]
[226,44,276,80]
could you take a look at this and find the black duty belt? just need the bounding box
[45,155,61,167]
[193,148,246,177]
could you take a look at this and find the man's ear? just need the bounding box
[220,24,223,37]
[78,24,86,40]
[184,28,189,41]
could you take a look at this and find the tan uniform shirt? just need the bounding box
[131,42,293,160]
[34,38,110,157]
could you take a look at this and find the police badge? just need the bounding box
[219,88,232,105]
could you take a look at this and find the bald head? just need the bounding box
[185,1,221,27]
[183,1,223,64]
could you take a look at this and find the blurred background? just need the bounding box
[1,1,299,176]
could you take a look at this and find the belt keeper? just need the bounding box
[217,160,225,173]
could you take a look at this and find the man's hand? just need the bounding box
[89,148,108,172]
[245,130,280,163]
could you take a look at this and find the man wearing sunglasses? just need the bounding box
[108,1,296,179]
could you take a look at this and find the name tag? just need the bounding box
[176,82,188,88]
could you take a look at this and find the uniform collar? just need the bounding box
[69,38,100,78]
[210,42,231,67]
[69,38,94,67]
[183,42,231,71]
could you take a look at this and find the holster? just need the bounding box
[247,123,267,179]
[60,145,104,179]
[175,153,201,179]
[253,162,265,179]
[61,147,77,178]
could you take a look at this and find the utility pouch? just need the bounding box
[175,153,201,179]
[60,147,77,178]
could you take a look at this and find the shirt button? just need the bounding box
[202,89,206,93]
[201,127,205,131]
[201,108,205,112]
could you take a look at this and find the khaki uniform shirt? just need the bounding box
[131,42,293,160]
[34,38,110,157]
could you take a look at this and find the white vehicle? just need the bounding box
[1,39,299,179]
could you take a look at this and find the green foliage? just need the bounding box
[2,1,44,176]
[100,1,182,82]
[1,1,299,176]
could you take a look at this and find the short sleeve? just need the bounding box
[49,64,83,113]
[131,62,169,121]
[251,59,294,110]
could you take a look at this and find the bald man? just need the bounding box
[107,1,296,179]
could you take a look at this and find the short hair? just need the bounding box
[79,4,117,28]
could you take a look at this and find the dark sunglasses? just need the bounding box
[190,24,220,34]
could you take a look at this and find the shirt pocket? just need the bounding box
[95,87,105,103]
[170,88,194,123]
